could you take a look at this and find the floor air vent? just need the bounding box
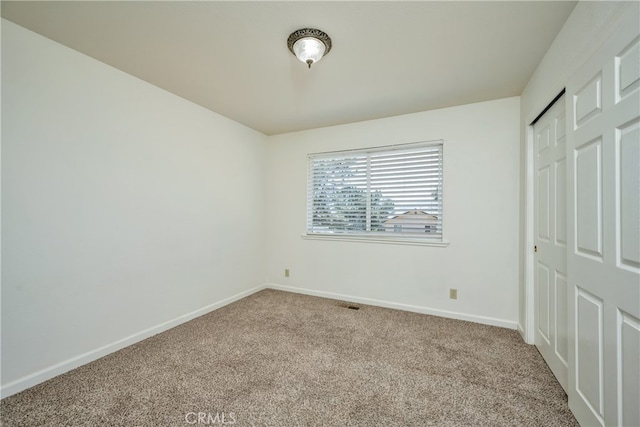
[338,303,361,310]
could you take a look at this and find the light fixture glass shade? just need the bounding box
[292,37,326,67]
[287,28,332,69]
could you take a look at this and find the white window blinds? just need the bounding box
[307,141,443,240]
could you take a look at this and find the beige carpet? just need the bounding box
[1,289,577,426]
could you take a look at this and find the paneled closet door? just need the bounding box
[533,94,568,392]
[566,4,640,426]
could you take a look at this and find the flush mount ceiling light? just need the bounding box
[287,28,332,69]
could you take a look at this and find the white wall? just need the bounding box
[265,97,521,328]
[1,20,266,395]
[517,1,633,339]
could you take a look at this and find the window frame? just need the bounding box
[304,140,449,247]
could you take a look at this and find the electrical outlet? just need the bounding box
[285,269,290,278]
[450,288,457,299]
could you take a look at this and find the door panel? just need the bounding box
[575,287,604,421]
[538,262,550,341]
[556,158,567,244]
[566,5,640,425]
[575,74,602,126]
[555,272,568,364]
[538,167,550,240]
[619,119,640,271]
[618,36,640,100]
[619,311,640,427]
[575,138,603,259]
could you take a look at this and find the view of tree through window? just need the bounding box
[307,142,443,239]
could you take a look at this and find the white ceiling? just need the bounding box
[2,1,576,135]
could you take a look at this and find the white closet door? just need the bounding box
[566,4,640,426]
[534,94,568,392]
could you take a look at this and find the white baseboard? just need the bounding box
[517,323,526,340]
[0,284,267,399]
[2,282,518,399]
[266,283,518,330]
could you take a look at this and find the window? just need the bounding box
[307,141,443,243]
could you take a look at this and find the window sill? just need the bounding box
[301,233,450,247]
